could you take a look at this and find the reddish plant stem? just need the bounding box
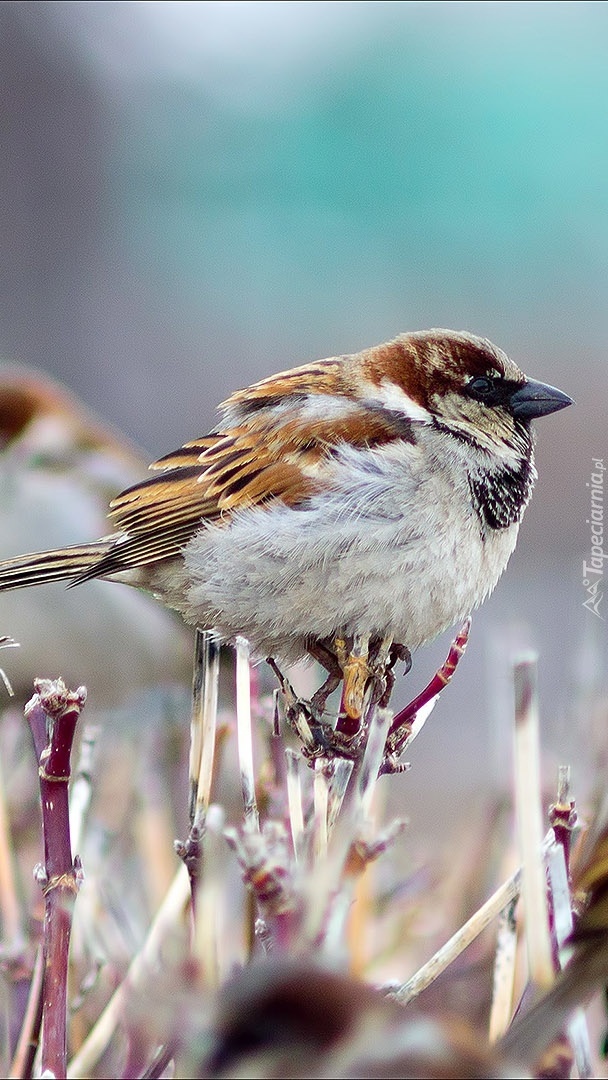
[549,768,577,877]
[25,679,86,1080]
[386,618,471,746]
[335,694,361,737]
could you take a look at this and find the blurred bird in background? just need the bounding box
[0,364,192,706]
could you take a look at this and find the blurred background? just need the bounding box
[0,0,605,840]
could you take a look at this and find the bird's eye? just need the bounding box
[466,375,496,399]
[468,376,492,394]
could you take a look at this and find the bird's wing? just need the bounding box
[85,396,413,578]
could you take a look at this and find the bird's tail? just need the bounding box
[0,542,112,591]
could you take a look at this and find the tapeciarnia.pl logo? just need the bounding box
[582,458,605,619]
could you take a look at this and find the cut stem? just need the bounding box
[189,629,220,822]
[513,654,554,991]
[236,637,259,831]
[25,679,87,1080]
[67,865,191,1078]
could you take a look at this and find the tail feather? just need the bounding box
[0,543,113,591]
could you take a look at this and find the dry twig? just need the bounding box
[25,678,86,1080]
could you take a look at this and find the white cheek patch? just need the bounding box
[365,379,433,422]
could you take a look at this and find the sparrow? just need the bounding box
[0,364,192,704]
[187,958,511,1078]
[0,332,571,715]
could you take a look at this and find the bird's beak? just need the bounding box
[509,379,573,420]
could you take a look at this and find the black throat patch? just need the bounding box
[468,454,536,533]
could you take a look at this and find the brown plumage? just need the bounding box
[0,331,572,700]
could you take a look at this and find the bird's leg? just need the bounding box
[377,642,412,707]
[269,635,415,761]
[266,656,330,756]
[334,633,373,729]
[333,632,406,734]
[309,635,413,730]
[267,653,361,760]
[307,640,344,718]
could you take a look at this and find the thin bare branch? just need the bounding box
[513,654,554,991]
[236,637,259,831]
[8,945,44,1080]
[313,760,330,858]
[68,724,98,860]
[546,837,593,1078]
[488,897,518,1043]
[0,751,22,946]
[0,636,19,697]
[67,865,191,1079]
[392,870,521,1005]
[189,629,220,822]
[25,679,87,1080]
[285,749,305,861]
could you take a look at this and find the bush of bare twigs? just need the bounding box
[0,630,607,1079]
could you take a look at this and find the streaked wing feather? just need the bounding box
[88,398,412,577]
[149,434,237,471]
[220,357,347,412]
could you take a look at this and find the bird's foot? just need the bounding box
[268,635,414,762]
[311,634,412,729]
[334,634,411,733]
[266,657,337,757]
[334,633,375,724]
